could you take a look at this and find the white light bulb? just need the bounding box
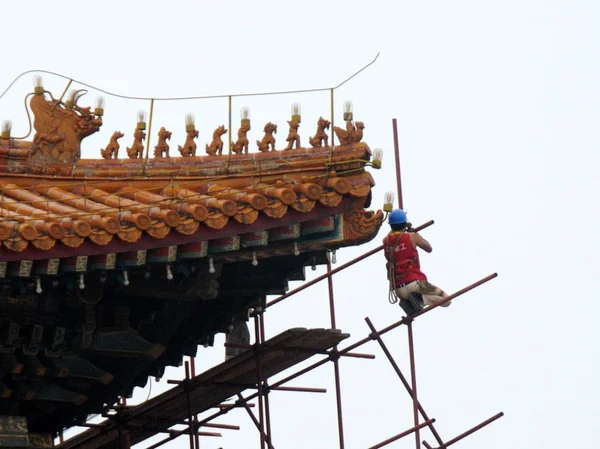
[166,264,173,280]
[209,258,215,274]
[252,251,258,267]
[332,250,337,264]
[384,191,395,205]
[137,110,147,123]
[344,101,353,113]
[372,148,383,168]
[384,191,395,212]
[1,120,12,138]
[33,75,43,91]
[240,106,251,120]
[95,96,105,109]
[123,270,130,286]
[185,112,195,126]
[36,278,42,294]
[294,242,300,256]
[79,274,85,290]
[64,89,76,108]
[291,102,301,116]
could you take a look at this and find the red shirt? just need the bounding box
[383,232,427,285]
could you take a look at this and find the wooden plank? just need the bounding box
[59,328,349,449]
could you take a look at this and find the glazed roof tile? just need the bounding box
[0,171,374,256]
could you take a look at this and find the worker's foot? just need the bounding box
[399,299,416,316]
[407,293,424,313]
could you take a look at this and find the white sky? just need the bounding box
[1,1,598,448]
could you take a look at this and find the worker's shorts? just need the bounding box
[396,280,451,307]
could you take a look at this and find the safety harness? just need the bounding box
[384,232,403,305]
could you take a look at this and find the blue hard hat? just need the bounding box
[388,209,408,226]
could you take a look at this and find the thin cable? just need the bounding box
[0,53,379,102]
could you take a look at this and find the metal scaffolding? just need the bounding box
[58,119,503,449]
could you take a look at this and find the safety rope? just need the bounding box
[384,233,402,305]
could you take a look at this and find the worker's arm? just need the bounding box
[410,232,433,253]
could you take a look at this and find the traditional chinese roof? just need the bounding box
[0,80,384,437]
[0,144,378,262]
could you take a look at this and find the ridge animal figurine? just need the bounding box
[100,131,124,159]
[178,129,199,157]
[29,89,102,163]
[205,125,227,156]
[308,116,331,148]
[256,122,277,152]
[284,119,301,150]
[231,124,251,154]
[153,127,172,158]
[333,120,365,145]
[126,128,146,159]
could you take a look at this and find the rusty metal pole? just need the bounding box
[364,317,444,446]
[406,321,420,449]
[392,118,403,209]
[237,393,276,449]
[259,312,274,449]
[254,315,266,449]
[184,362,196,449]
[367,419,435,449]
[189,357,200,449]
[124,433,131,449]
[327,258,345,449]
[429,412,504,449]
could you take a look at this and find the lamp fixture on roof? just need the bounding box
[136,110,147,130]
[166,264,173,280]
[1,120,12,139]
[383,191,395,213]
[240,106,251,128]
[209,257,215,274]
[36,278,42,294]
[343,101,353,121]
[94,96,105,116]
[294,242,300,256]
[291,102,301,123]
[65,89,76,109]
[372,148,383,169]
[79,274,85,290]
[33,75,44,94]
[252,251,258,266]
[123,270,130,286]
[185,112,195,132]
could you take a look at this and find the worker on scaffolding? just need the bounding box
[225,316,251,361]
[383,209,451,315]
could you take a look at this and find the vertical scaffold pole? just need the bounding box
[327,258,345,449]
[259,311,274,449]
[406,322,420,449]
[190,357,200,449]
[392,118,403,209]
[184,361,195,449]
[254,315,266,449]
